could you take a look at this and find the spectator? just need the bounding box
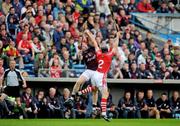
[149,41,156,60]
[164,54,171,68]
[136,41,146,58]
[35,6,44,25]
[50,59,62,78]
[170,91,180,118]
[134,34,143,49]
[153,53,162,71]
[45,4,53,17]
[32,26,45,42]
[60,14,69,32]
[129,61,140,79]
[136,91,148,118]
[128,0,136,12]
[128,53,136,64]
[137,49,148,66]
[53,25,64,53]
[168,1,177,13]
[128,37,137,54]
[3,40,24,69]
[59,88,75,119]
[118,91,136,118]
[69,22,79,40]
[5,7,19,38]
[94,0,111,16]
[110,56,122,79]
[49,53,64,67]
[109,0,119,13]
[144,32,153,50]
[0,93,11,118]
[76,0,93,13]
[42,24,53,49]
[34,52,49,77]
[0,29,12,49]
[119,0,130,15]
[148,62,160,79]
[2,60,26,98]
[74,95,87,118]
[32,90,47,118]
[121,61,130,79]
[156,93,171,118]
[117,9,130,27]
[46,87,63,118]
[145,89,160,119]
[16,24,32,45]
[65,31,72,45]
[159,62,172,79]
[157,1,169,13]
[18,33,34,63]
[0,41,6,63]
[171,63,180,79]
[21,87,35,118]
[137,0,155,13]
[2,0,12,16]
[107,89,119,118]
[21,1,36,18]
[22,9,34,23]
[31,37,45,55]
[12,0,23,18]
[53,2,65,20]
[62,50,73,70]
[12,97,27,119]
[138,63,152,79]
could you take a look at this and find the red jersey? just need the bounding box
[96,50,114,73]
[19,40,32,50]
[50,66,61,78]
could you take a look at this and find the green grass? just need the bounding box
[0,119,179,126]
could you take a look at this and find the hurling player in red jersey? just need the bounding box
[85,30,120,121]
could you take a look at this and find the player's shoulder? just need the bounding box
[107,50,115,56]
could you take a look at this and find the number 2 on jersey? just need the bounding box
[98,60,104,69]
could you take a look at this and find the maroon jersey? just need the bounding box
[82,46,98,71]
[96,50,114,73]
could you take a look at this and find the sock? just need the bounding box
[101,98,107,116]
[93,104,97,110]
[93,104,97,108]
[79,85,95,95]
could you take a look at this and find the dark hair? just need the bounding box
[161,92,167,96]
[9,7,14,11]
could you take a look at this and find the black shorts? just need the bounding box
[4,86,20,97]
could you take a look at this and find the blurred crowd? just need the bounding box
[0,88,180,119]
[0,0,179,79]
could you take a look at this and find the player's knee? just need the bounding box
[92,86,97,91]
[102,89,109,98]
[155,110,160,114]
[75,80,82,87]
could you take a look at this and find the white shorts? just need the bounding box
[81,69,96,81]
[91,71,107,92]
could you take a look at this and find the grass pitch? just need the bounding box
[0,119,179,126]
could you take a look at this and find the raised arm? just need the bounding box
[85,30,100,51]
[112,31,120,53]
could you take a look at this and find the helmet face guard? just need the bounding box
[101,47,108,53]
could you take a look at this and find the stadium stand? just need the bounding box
[0,0,179,119]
